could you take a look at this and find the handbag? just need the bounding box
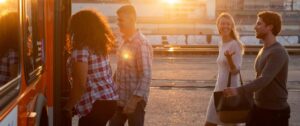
[213,72,253,123]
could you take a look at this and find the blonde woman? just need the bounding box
[205,13,244,126]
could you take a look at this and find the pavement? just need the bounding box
[72,55,300,126]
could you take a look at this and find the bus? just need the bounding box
[0,0,75,125]
[0,0,55,125]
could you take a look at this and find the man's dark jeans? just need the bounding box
[246,105,290,126]
[109,101,146,126]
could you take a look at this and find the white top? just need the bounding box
[205,40,243,124]
[215,40,243,91]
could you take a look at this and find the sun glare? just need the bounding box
[168,47,174,52]
[165,0,179,5]
[0,0,6,4]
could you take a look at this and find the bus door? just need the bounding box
[53,0,71,125]
[18,0,48,125]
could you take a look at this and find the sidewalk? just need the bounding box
[147,55,300,125]
[72,55,300,126]
[145,81,300,126]
[72,85,300,126]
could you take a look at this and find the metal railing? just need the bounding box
[152,44,300,55]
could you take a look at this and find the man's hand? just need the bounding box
[123,95,143,115]
[224,87,238,97]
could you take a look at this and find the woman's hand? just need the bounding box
[224,50,235,57]
[224,50,239,74]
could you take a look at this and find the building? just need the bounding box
[72,0,214,35]
[216,0,300,35]
[72,0,130,3]
[71,0,300,41]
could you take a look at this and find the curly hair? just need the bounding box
[0,12,20,58]
[66,9,115,56]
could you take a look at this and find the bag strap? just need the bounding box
[239,72,244,86]
[227,72,244,87]
[227,72,231,87]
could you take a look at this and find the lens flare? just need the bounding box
[123,53,129,59]
[122,50,131,60]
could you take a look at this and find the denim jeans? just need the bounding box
[246,105,290,126]
[78,100,117,126]
[109,101,146,126]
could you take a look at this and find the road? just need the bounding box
[72,55,300,126]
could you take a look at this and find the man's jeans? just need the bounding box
[246,105,290,126]
[109,101,146,126]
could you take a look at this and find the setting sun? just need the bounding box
[165,0,179,5]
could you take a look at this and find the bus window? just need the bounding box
[0,1,21,110]
[24,0,45,83]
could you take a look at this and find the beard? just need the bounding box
[255,32,267,39]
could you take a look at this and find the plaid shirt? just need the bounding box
[115,31,153,106]
[67,48,118,117]
[0,49,19,85]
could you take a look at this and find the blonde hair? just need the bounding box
[216,12,244,54]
